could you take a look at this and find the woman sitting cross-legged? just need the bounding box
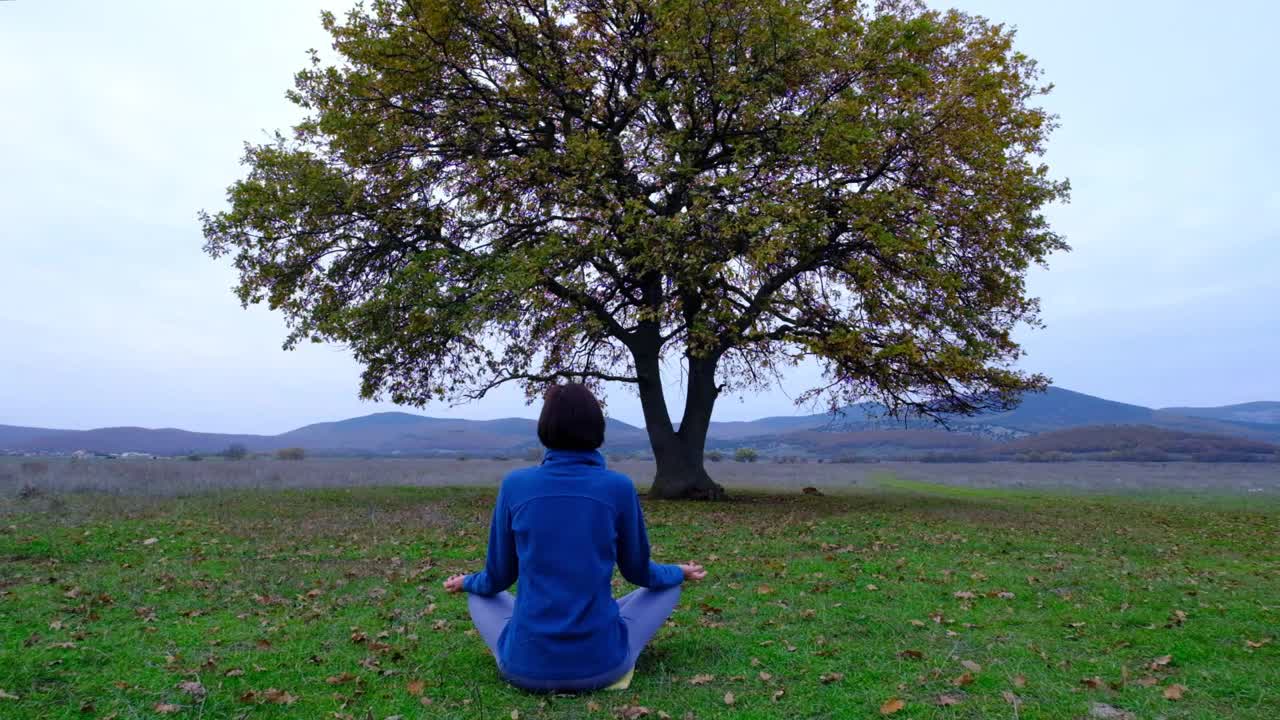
[443,383,707,692]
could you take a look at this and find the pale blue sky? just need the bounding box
[1,1,1276,433]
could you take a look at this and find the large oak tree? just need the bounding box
[203,0,1068,499]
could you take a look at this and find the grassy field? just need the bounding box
[6,456,1280,496]
[1,476,1277,719]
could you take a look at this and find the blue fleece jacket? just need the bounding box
[462,448,684,681]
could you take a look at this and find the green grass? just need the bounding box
[1,479,1277,719]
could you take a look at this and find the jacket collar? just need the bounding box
[542,448,607,468]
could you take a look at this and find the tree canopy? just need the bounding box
[203,0,1068,497]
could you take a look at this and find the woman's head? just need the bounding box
[537,383,605,451]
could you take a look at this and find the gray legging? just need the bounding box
[468,585,681,692]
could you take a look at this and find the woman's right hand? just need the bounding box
[678,562,707,582]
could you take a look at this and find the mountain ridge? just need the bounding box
[3,387,1278,457]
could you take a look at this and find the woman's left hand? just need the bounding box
[443,574,467,593]
[678,562,707,582]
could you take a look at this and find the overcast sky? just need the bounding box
[1,0,1276,434]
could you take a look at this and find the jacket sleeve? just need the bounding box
[463,482,518,596]
[616,486,684,589]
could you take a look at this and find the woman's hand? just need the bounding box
[678,562,707,582]
[443,574,467,593]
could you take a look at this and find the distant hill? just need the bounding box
[4,387,1279,458]
[1159,401,1280,425]
[704,387,1280,447]
[741,428,991,457]
[987,425,1280,461]
[958,387,1154,432]
[0,425,274,457]
[0,414,650,457]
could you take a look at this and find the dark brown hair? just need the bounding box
[537,383,606,451]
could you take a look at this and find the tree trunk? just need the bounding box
[635,352,726,500]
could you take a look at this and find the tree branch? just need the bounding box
[462,369,640,401]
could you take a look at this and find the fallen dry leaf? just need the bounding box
[1088,702,1135,720]
[819,672,844,684]
[177,681,205,699]
[511,710,520,720]
[586,700,602,711]
[756,585,774,595]
[1134,676,1159,687]
[1246,638,1272,649]
[723,691,735,706]
[952,672,974,687]
[1163,684,1187,701]
[1081,676,1105,689]
[407,679,425,695]
[260,688,297,705]
[897,649,924,660]
[153,703,180,714]
[689,674,715,686]
[616,705,651,719]
[1002,691,1022,707]
[0,690,19,700]
[1150,654,1173,670]
[934,693,963,706]
[960,660,982,673]
[142,538,159,546]
[879,697,905,715]
[771,688,785,702]
[758,672,772,682]
[1012,674,1027,688]
[224,668,245,677]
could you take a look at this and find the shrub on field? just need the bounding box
[734,447,759,463]
[707,450,723,463]
[276,447,306,461]
[223,443,248,460]
[17,483,45,500]
[186,454,203,461]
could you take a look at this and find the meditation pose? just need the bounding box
[443,383,707,691]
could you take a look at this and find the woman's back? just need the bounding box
[462,449,684,683]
